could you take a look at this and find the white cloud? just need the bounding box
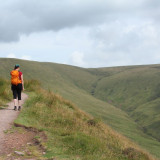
[6,53,31,61]
[7,53,16,58]
[21,55,31,60]
[70,51,87,67]
[1,0,160,67]
[85,20,160,67]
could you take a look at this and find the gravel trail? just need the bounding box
[0,93,28,153]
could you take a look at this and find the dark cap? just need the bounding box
[14,64,20,69]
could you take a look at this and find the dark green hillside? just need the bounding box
[1,58,160,158]
[89,65,160,141]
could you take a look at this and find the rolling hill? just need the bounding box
[0,79,154,160]
[87,65,160,141]
[0,58,160,159]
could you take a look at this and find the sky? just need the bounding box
[0,0,160,68]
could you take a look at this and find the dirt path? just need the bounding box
[0,93,28,153]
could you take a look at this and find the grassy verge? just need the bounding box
[0,79,12,109]
[15,81,155,160]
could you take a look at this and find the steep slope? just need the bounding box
[88,65,160,141]
[0,58,160,158]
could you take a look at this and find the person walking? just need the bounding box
[10,64,24,111]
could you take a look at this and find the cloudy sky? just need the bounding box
[0,0,160,68]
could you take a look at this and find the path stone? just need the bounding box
[14,151,24,156]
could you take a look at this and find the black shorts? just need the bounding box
[11,84,22,100]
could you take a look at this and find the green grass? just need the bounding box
[15,81,153,160]
[90,65,160,141]
[0,79,12,108]
[1,58,160,159]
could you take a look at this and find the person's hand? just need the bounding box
[22,86,25,91]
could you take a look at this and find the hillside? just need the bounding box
[0,79,155,160]
[87,65,160,141]
[0,58,160,158]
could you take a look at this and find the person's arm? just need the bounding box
[21,74,24,90]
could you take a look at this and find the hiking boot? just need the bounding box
[14,106,17,111]
[18,106,21,111]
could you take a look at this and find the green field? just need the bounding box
[0,58,160,159]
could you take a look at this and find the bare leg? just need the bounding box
[18,100,21,107]
[14,99,17,106]
[14,99,17,110]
